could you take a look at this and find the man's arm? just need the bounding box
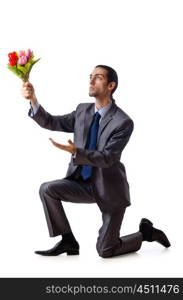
[73,120,134,168]
[21,81,76,132]
[28,104,76,133]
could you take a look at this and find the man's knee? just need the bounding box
[39,181,51,197]
[39,179,67,200]
[96,241,113,258]
[97,246,113,258]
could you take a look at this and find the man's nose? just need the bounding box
[90,77,95,85]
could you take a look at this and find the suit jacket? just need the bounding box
[28,99,134,213]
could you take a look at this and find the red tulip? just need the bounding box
[8,52,18,66]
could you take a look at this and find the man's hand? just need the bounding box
[49,138,76,155]
[21,82,37,105]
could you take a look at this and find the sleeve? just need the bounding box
[73,119,134,168]
[28,103,76,133]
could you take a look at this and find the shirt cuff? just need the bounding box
[30,100,40,116]
[72,150,77,158]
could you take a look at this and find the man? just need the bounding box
[21,65,170,258]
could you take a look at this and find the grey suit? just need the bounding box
[29,100,142,257]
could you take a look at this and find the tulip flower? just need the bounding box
[18,50,25,57]
[25,49,32,59]
[18,55,28,65]
[8,52,18,66]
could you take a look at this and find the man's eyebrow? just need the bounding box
[89,73,105,77]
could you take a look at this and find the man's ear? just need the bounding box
[108,81,116,92]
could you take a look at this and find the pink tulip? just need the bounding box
[25,49,32,59]
[19,50,25,57]
[18,55,28,65]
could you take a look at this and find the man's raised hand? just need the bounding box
[21,82,37,105]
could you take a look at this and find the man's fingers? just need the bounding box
[50,138,72,147]
[23,82,31,87]
[22,82,34,92]
[68,139,73,145]
[49,138,63,148]
[49,138,75,154]
[49,138,57,145]
[23,86,33,91]
[21,82,34,97]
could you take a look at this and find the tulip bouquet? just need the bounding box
[7,49,40,82]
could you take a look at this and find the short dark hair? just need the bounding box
[95,65,118,96]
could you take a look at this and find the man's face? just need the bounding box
[89,67,112,98]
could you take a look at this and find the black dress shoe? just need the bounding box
[139,218,171,248]
[35,239,79,256]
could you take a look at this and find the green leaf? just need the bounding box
[32,58,41,65]
[24,62,32,72]
[16,64,28,75]
[7,65,25,80]
[24,58,41,78]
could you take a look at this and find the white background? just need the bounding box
[0,0,182,277]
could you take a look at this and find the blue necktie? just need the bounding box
[81,111,101,180]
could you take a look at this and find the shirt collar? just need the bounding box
[94,100,112,119]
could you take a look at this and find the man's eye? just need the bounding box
[89,75,103,80]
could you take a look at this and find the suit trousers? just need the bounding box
[39,172,143,258]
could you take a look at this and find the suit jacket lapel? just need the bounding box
[97,102,117,140]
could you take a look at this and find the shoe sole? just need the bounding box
[35,249,79,256]
[67,250,79,255]
[155,229,171,248]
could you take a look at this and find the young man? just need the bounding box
[21,65,170,258]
